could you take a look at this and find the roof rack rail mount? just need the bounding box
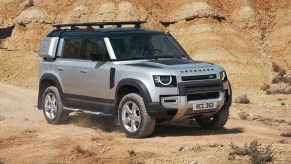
[53,21,146,29]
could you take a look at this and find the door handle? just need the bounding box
[57,66,64,71]
[80,68,88,73]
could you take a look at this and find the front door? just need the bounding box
[78,38,114,113]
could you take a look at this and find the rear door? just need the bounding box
[54,38,86,108]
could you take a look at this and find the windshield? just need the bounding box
[108,33,187,60]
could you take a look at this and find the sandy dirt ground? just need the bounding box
[0,82,290,163]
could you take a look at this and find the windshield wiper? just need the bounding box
[116,55,185,61]
[117,56,153,60]
[148,55,184,60]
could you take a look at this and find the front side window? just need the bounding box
[86,38,109,60]
[109,33,187,60]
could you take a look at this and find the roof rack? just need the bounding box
[53,21,146,30]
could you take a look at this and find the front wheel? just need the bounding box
[118,93,156,138]
[42,86,69,124]
[196,107,229,129]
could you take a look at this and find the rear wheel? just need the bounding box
[196,107,229,129]
[118,93,156,138]
[42,86,69,124]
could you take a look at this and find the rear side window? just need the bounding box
[61,37,108,60]
[63,38,86,59]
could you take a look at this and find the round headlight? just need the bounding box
[153,75,176,87]
[158,76,172,86]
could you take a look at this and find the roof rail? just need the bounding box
[53,21,146,30]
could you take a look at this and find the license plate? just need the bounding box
[193,102,217,110]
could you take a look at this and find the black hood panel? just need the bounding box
[125,58,207,68]
[148,58,200,65]
[126,63,162,68]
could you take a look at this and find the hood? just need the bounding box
[125,58,223,75]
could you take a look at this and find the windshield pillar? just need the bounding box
[104,37,117,60]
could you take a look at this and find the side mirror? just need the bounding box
[90,51,102,61]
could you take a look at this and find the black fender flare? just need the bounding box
[115,78,152,108]
[37,74,64,109]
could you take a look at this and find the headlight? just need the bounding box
[153,75,177,87]
[220,71,227,81]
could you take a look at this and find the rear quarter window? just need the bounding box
[63,38,85,59]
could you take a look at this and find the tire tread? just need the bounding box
[196,107,229,129]
[42,86,69,124]
[118,93,156,138]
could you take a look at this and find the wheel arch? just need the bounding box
[115,79,152,116]
[38,74,64,109]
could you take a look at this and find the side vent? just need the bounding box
[110,68,116,89]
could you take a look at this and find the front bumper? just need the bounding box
[146,80,232,121]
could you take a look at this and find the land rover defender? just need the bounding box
[37,21,232,138]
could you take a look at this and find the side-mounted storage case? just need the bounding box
[38,37,59,58]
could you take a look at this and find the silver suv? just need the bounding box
[37,21,232,138]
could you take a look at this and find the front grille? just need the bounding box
[182,74,216,81]
[178,79,222,96]
[187,92,219,101]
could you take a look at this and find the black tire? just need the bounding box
[42,86,69,124]
[196,107,229,129]
[118,93,156,138]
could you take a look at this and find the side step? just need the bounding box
[63,107,113,117]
